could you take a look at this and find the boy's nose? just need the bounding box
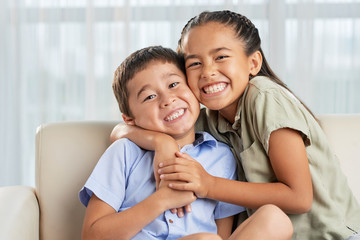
[161,96,176,108]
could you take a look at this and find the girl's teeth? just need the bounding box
[203,83,226,94]
[165,109,185,121]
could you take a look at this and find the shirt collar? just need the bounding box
[192,132,218,148]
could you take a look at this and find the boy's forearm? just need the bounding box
[84,191,168,240]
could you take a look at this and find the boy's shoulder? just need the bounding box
[106,138,152,161]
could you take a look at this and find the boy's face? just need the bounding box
[124,61,200,144]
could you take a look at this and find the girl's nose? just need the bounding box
[200,63,216,79]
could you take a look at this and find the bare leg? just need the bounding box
[229,204,293,240]
[178,232,222,240]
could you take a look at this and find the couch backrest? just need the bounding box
[317,114,360,202]
[35,116,360,240]
[35,121,117,240]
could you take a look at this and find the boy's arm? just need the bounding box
[82,184,196,240]
[215,216,234,240]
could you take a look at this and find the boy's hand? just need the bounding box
[158,152,215,198]
[157,179,196,211]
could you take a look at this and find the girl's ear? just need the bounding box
[122,113,136,125]
[249,50,262,76]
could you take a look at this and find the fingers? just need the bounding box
[175,151,192,160]
[185,204,192,213]
[159,152,195,168]
[177,208,184,218]
[160,172,195,184]
[170,206,191,218]
[168,181,194,192]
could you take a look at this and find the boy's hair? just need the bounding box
[113,46,185,117]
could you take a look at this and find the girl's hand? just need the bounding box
[158,152,215,198]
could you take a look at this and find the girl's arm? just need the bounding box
[82,184,196,240]
[160,128,313,214]
[110,123,190,216]
[110,123,179,186]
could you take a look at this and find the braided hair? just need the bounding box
[177,10,315,118]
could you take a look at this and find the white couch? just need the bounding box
[0,115,359,240]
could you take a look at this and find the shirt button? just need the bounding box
[169,219,173,223]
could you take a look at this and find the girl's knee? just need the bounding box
[257,204,293,239]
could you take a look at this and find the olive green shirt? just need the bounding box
[195,76,360,239]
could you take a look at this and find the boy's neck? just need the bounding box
[172,128,196,149]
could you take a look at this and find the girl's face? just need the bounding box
[182,21,259,123]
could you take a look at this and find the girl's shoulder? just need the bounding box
[248,76,282,93]
[247,76,299,104]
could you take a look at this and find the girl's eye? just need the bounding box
[143,94,156,102]
[216,55,228,60]
[169,82,179,88]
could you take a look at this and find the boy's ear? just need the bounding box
[249,50,262,76]
[122,113,136,125]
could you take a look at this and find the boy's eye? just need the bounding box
[187,62,201,68]
[169,82,179,88]
[143,94,156,102]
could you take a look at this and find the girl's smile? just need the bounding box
[202,82,227,95]
[182,21,260,123]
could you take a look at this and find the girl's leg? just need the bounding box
[178,233,222,240]
[229,204,293,240]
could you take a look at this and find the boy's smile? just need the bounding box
[125,61,200,145]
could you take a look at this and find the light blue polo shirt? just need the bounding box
[79,132,245,240]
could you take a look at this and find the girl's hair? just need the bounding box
[177,10,315,118]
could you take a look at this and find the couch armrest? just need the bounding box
[0,186,39,240]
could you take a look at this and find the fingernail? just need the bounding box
[158,169,162,173]
[159,163,163,167]
[179,212,184,217]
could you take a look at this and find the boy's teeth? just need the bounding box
[165,109,185,121]
[203,83,226,94]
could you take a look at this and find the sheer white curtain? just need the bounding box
[1,0,359,187]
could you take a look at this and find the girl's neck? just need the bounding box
[219,101,238,124]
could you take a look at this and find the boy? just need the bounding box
[79,46,293,240]
[79,46,245,240]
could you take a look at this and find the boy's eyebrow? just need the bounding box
[136,72,181,99]
[184,47,231,61]
[136,84,150,99]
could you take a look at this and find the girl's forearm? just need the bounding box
[110,123,178,151]
[208,177,312,214]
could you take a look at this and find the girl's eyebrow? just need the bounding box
[184,47,231,61]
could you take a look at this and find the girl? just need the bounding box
[111,10,360,239]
